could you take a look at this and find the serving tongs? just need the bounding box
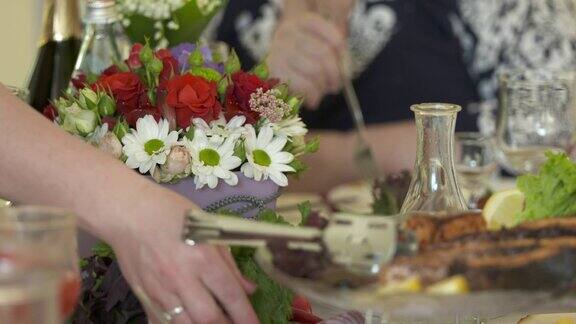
[183,211,416,287]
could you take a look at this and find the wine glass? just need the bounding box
[455,132,497,209]
[495,70,576,175]
[0,206,81,320]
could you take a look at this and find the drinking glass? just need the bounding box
[455,132,497,209]
[0,206,81,320]
[495,70,576,175]
[0,257,60,324]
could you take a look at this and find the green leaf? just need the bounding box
[372,185,399,215]
[190,66,222,82]
[236,257,293,324]
[257,209,290,226]
[218,76,230,97]
[189,46,204,68]
[252,61,269,79]
[163,1,227,46]
[517,152,576,222]
[185,126,195,141]
[225,49,242,74]
[297,201,312,226]
[92,242,115,259]
[288,159,307,179]
[113,119,130,141]
[233,139,246,162]
[304,137,320,154]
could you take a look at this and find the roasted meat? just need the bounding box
[404,212,487,247]
[382,214,576,291]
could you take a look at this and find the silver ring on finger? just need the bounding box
[163,305,184,322]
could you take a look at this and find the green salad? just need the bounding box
[517,152,576,222]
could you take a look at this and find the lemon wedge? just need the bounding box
[378,277,421,295]
[425,275,469,295]
[482,188,525,230]
[557,318,576,324]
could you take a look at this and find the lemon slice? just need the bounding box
[0,199,10,207]
[557,318,576,324]
[425,275,469,295]
[482,188,525,230]
[378,277,422,295]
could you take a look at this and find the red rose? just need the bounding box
[165,74,221,129]
[155,49,172,60]
[93,72,144,115]
[42,104,58,121]
[101,65,121,77]
[70,74,87,90]
[101,116,117,129]
[224,71,272,124]
[125,109,162,127]
[159,56,179,86]
[232,71,270,109]
[224,87,260,124]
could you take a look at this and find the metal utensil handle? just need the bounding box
[340,51,368,135]
[182,211,322,247]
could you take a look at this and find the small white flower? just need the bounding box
[87,123,109,145]
[241,125,295,187]
[192,115,246,145]
[184,129,242,189]
[266,116,308,138]
[122,116,179,174]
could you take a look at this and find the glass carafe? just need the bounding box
[400,103,468,217]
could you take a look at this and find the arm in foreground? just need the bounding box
[0,84,257,324]
[289,121,416,193]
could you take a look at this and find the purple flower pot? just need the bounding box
[161,172,280,218]
[77,172,279,257]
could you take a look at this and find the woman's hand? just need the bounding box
[268,10,346,109]
[109,206,258,324]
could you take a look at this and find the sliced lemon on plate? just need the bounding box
[425,275,469,295]
[482,188,525,230]
[378,276,422,295]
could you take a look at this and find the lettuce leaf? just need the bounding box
[517,152,576,222]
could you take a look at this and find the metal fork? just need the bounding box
[340,51,380,180]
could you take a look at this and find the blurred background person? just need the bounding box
[205,0,576,192]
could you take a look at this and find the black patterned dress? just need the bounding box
[206,0,576,132]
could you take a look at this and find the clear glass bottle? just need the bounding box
[72,0,131,79]
[400,103,468,217]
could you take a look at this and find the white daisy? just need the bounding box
[185,128,242,189]
[241,125,295,187]
[192,115,246,145]
[266,116,308,138]
[122,115,179,174]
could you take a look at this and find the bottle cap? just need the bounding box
[84,0,120,24]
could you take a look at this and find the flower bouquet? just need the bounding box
[117,0,226,47]
[46,42,318,216]
[45,41,320,323]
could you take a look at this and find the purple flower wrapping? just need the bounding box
[170,42,224,74]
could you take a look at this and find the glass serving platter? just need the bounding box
[255,247,576,322]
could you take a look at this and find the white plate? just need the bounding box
[327,181,373,214]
